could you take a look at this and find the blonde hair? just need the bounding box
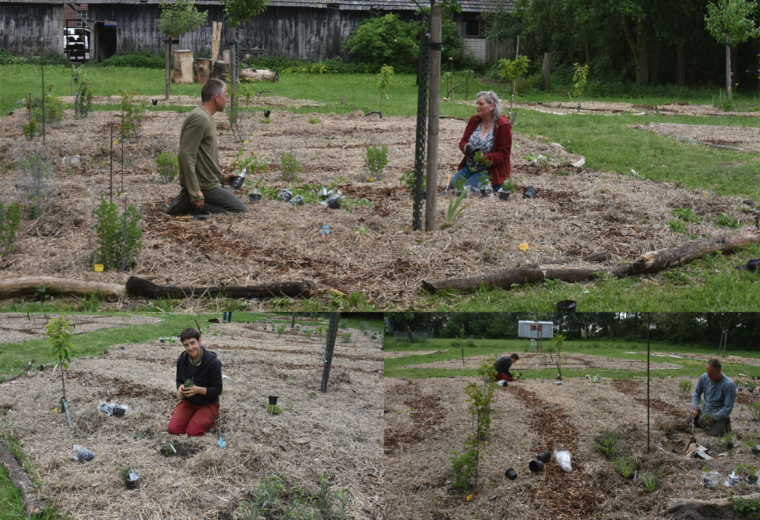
[476,90,503,121]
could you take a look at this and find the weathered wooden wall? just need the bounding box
[0,3,64,54]
[85,5,370,61]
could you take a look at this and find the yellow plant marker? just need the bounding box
[94,264,104,272]
[54,408,58,414]
[244,140,249,143]
[466,495,472,502]
[519,243,529,251]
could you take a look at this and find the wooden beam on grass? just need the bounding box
[0,277,125,302]
[126,276,312,300]
[0,442,44,518]
[665,494,760,515]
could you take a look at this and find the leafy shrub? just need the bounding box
[751,401,760,421]
[155,151,179,184]
[747,433,758,449]
[714,213,740,228]
[24,85,65,137]
[449,447,478,491]
[279,152,301,182]
[678,379,692,399]
[98,51,167,68]
[92,196,143,271]
[276,324,285,336]
[120,89,144,141]
[0,201,22,257]
[673,207,701,222]
[733,496,760,520]
[364,144,388,181]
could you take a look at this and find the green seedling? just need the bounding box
[184,378,194,389]
[118,466,132,481]
[267,404,281,415]
[596,431,620,458]
[613,455,636,479]
[640,471,659,492]
[678,379,692,399]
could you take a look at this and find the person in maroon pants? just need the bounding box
[168,328,223,436]
[494,354,519,383]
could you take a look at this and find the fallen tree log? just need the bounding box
[0,442,44,518]
[540,251,610,265]
[665,494,760,515]
[126,276,312,299]
[630,230,760,274]
[0,277,125,302]
[422,232,760,293]
[239,68,279,82]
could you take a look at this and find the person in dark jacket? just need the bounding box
[448,90,512,192]
[168,327,223,436]
[494,354,519,382]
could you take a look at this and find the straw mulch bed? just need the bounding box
[0,319,383,520]
[0,104,753,308]
[384,374,759,520]
[634,122,760,153]
[519,100,760,119]
[0,313,161,344]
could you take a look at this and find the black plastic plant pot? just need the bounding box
[264,110,271,118]
[112,406,126,417]
[248,192,262,203]
[125,477,139,490]
[752,447,760,456]
[505,468,517,480]
[523,186,538,199]
[529,460,544,473]
[736,259,760,272]
[268,396,278,405]
[537,451,551,463]
[556,300,577,313]
[152,99,158,106]
[499,191,511,201]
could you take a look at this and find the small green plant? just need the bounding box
[722,431,736,450]
[240,472,349,519]
[668,220,688,234]
[183,378,194,389]
[444,188,471,228]
[304,330,313,340]
[161,442,177,455]
[733,496,760,520]
[712,88,735,112]
[276,324,286,336]
[737,463,758,478]
[365,144,389,181]
[449,447,479,491]
[571,63,590,109]
[596,431,620,458]
[119,89,144,141]
[46,314,75,400]
[502,179,516,192]
[377,64,394,115]
[678,379,692,399]
[556,169,571,176]
[751,402,760,421]
[73,67,93,119]
[673,207,701,222]
[747,433,759,449]
[613,455,636,479]
[118,466,132,481]
[92,196,143,271]
[155,151,179,184]
[0,201,22,257]
[266,404,282,415]
[341,332,352,343]
[232,149,268,174]
[639,471,659,492]
[279,151,301,182]
[714,213,741,228]
[401,170,426,193]
[498,55,530,85]
[308,117,320,124]
[472,150,493,169]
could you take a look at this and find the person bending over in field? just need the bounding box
[691,358,736,437]
[494,354,519,383]
[168,327,223,436]
[166,78,249,215]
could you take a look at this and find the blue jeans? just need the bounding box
[448,166,492,190]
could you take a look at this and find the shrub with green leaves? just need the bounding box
[751,402,760,421]
[47,314,75,400]
[733,496,760,520]
[155,151,179,184]
[714,213,741,228]
[279,152,301,182]
[747,433,759,449]
[365,144,388,181]
[239,472,349,520]
[673,207,701,222]
[0,201,22,257]
[119,89,144,141]
[92,196,143,271]
[449,447,479,491]
[678,379,692,399]
[276,324,286,336]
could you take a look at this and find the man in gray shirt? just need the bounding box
[691,358,736,437]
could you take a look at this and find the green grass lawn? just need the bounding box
[4,66,760,311]
[384,337,760,378]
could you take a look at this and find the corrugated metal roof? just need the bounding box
[0,0,511,13]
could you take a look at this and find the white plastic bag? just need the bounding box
[700,470,720,488]
[724,471,741,487]
[553,445,572,473]
[71,445,94,463]
[100,401,129,417]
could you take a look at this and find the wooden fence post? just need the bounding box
[424,5,442,232]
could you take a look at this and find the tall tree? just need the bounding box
[156,0,207,100]
[705,0,760,97]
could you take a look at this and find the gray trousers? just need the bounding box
[166,186,249,215]
[694,411,731,437]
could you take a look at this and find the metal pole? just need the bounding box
[509,37,520,120]
[647,313,651,453]
[424,6,442,232]
[121,111,125,193]
[40,23,46,147]
[412,31,429,231]
[321,313,340,393]
[109,125,114,203]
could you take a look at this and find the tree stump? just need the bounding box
[171,50,194,85]
[194,58,212,84]
[222,49,231,64]
[212,60,231,82]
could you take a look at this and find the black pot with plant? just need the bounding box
[119,467,140,489]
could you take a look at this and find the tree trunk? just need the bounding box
[194,58,212,84]
[165,38,171,100]
[676,43,685,86]
[425,6,442,232]
[0,277,124,301]
[726,33,731,98]
[621,13,649,83]
[0,443,44,518]
[542,52,551,90]
[172,50,194,85]
[125,276,312,299]
[666,494,760,515]
[584,39,592,66]
[239,68,279,82]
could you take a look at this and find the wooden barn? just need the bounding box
[0,0,512,63]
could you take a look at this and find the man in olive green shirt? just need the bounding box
[166,79,249,215]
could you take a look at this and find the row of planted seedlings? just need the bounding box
[595,431,662,492]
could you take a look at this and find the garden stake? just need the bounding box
[647,312,651,453]
[320,313,340,393]
[412,30,429,231]
[109,125,114,203]
[39,23,46,147]
[121,110,125,193]
[60,397,73,428]
[508,37,520,121]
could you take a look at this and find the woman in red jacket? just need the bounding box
[448,91,512,191]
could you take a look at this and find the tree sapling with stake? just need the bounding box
[47,314,75,427]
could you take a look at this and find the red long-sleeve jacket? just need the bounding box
[458,114,512,186]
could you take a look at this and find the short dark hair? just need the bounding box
[511,353,519,360]
[707,358,722,371]
[201,79,226,102]
[180,327,200,342]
